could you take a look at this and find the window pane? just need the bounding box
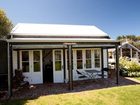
[95,59,100,68]
[55,50,62,71]
[22,62,29,72]
[22,51,29,72]
[94,50,101,68]
[95,50,100,58]
[55,61,61,71]
[77,60,82,69]
[86,50,91,59]
[55,51,61,60]
[86,60,91,68]
[34,51,40,61]
[77,50,83,69]
[22,51,29,61]
[77,50,82,59]
[34,62,40,72]
[86,50,91,68]
[33,51,40,72]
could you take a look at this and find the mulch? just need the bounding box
[0,76,140,100]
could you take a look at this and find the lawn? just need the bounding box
[1,85,140,105]
[134,77,140,81]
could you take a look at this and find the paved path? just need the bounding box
[125,77,140,83]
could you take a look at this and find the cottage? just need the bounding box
[108,41,140,64]
[119,42,140,62]
[0,23,120,96]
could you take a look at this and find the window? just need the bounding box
[33,51,40,72]
[85,50,91,68]
[122,48,130,58]
[94,49,101,68]
[55,50,62,71]
[77,50,83,69]
[22,51,29,72]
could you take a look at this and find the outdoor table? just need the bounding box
[85,70,101,79]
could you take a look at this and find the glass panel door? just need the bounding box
[21,51,29,72]
[55,50,62,71]
[53,50,64,83]
[20,50,43,84]
[33,51,40,72]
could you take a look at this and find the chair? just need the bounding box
[76,70,88,79]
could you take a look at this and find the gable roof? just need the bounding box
[120,42,140,52]
[10,23,109,38]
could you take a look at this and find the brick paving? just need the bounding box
[1,76,140,100]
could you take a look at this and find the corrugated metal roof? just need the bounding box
[10,23,109,37]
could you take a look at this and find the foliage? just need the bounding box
[116,35,140,49]
[1,85,140,105]
[119,57,140,77]
[116,35,138,41]
[0,9,13,38]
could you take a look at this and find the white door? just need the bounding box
[31,51,43,84]
[53,50,64,83]
[20,50,43,84]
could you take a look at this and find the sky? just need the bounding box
[0,0,140,39]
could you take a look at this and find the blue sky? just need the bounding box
[0,0,140,39]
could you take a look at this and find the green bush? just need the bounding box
[119,57,140,77]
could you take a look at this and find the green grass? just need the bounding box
[1,85,140,105]
[134,77,140,81]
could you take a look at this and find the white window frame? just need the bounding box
[93,48,101,69]
[85,49,92,69]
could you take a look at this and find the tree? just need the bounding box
[116,35,138,42]
[0,9,13,38]
[117,35,140,49]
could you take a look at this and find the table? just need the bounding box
[85,70,101,79]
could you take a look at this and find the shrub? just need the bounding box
[119,57,140,77]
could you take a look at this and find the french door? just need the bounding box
[53,50,64,83]
[76,49,92,70]
[20,50,43,84]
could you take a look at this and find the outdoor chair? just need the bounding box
[76,70,89,79]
